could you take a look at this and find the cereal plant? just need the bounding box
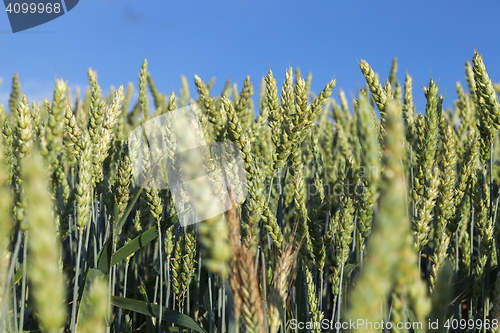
[1,49,500,333]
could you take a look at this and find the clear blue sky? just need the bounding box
[1,0,499,115]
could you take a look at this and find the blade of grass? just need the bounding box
[111,296,208,332]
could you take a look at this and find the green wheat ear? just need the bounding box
[430,118,457,291]
[347,101,429,331]
[413,78,441,252]
[472,50,500,129]
[25,149,66,333]
[359,59,388,129]
[77,278,109,333]
[9,72,21,114]
[0,126,13,310]
[138,59,149,121]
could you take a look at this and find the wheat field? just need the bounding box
[0,50,500,333]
